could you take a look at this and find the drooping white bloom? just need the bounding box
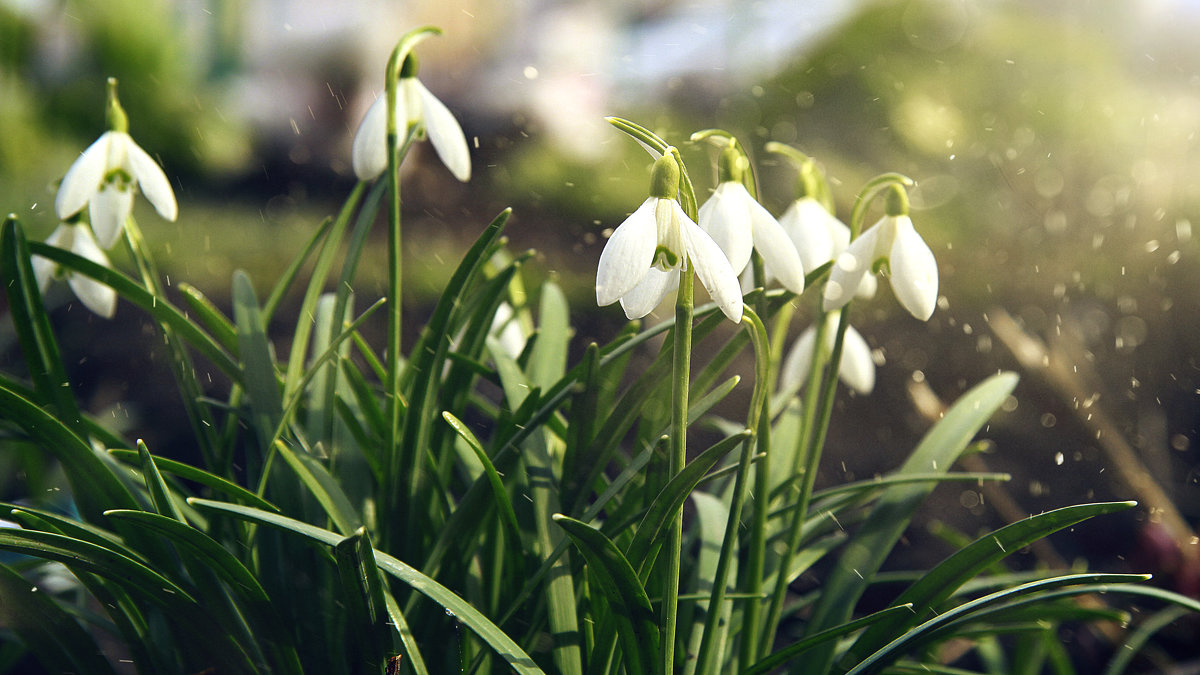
[779,196,877,299]
[823,212,937,321]
[55,130,177,250]
[596,152,742,323]
[779,311,876,396]
[490,302,528,359]
[698,181,805,294]
[32,223,117,318]
[352,76,471,183]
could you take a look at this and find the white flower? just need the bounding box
[779,312,876,396]
[596,152,743,324]
[698,181,805,294]
[780,196,877,299]
[32,223,117,318]
[490,302,527,359]
[822,214,937,321]
[55,130,177,250]
[352,77,471,182]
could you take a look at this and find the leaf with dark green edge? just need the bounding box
[443,412,521,546]
[26,241,241,379]
[625,430,750,578]
[261,210,341,323]
[745,604,916,675]
[0,384,139,524]
[273,440,362,535]
[0,528,198,607]
[684,491,738,673]
[389,209,511,552]
[3,505,140,560]
[0,218,83,434]
[797,372,1019,675]
[843,500,1137,666]
[335,527,392,674]
[135,439,186,522]
[232,270,283,455]
[188,498,547,674]
[178,282,239,355]
[0,562,119,675]
[101,509,304,674]
[553,514,659,675]
[383,590,429,674]
[106,448,279,512]
[843,573,1149,675]
[528,280,570,392]
[339,356,388,440]
[494,445,656,630]
[282,186,367,401]
[1104,605,1193,675]
[687,375,741,426]
[561,343,601,498]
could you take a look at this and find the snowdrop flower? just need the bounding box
[32,222,117,318]
[778,168,877,299]
[698,146,805,294]
[779,311,876,396]
[490,302,528,359]
[596,150,743,322]
[352,54,471,183]
[55,78,177,250]
[823,185,936,321]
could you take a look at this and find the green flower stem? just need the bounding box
[693,307,770,675]
[739,253,771,669]
[662,266,694,674]
[760,299,829,651]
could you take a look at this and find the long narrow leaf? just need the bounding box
[189,498,546,674]
[553,514,660,675]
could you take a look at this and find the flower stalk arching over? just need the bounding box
[595,150,743,322]
[697,145,805,294]
[55,78,177,250]
[779,311,876,396]
[351,53,471,183]
[823,184,937,320]
[32,221,117,318]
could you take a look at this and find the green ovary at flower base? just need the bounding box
[697,145,806,294]
[823,183,937,320]
[595,149,743,322]
[54,78,178,250]
[31,221,117,318]
[351,53,471,183]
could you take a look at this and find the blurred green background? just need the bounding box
[3,0,1200,665]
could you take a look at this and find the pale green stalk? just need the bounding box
[692,308,770,675]
[663,266,693,674]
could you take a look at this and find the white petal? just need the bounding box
[351,93,389,181]
[90,184,134,249]
[619,267,677,319]
[779,198,836,271]
[490,303,527,358]
[748,198,805,294]
[856,272,878,300]
[838,324,875,394]
[411,78,471,182]
[887,216,938,320]
[697,182,753,273]
[55,132,112,220]
[32,224,72,292]
[65,226,116,318]
[779,327,817,397]
[822,225,881,312]
[596,198,657,306]
[123,134,177,221]
[681,210,743,322]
